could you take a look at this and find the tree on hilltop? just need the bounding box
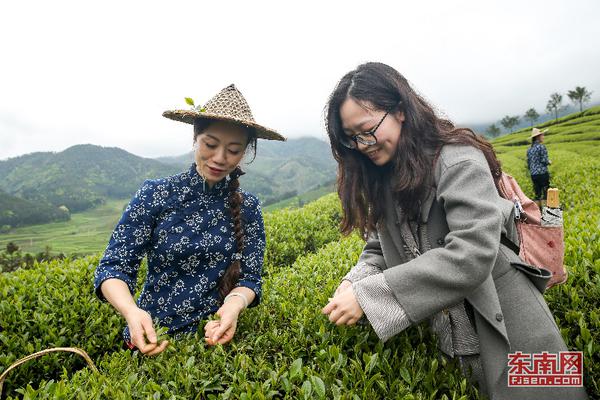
[567,86,592,112]
[524,108,540,127]
[500,115,520,133]
[546,92,564,121]
[485,124,501,138]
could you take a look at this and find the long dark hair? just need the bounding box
[193,119,258,299]
[325,62,502,238]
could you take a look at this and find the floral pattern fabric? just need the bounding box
[527,142,550,176]
[94,164,265,341]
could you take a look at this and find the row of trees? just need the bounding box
[486,86,593,137]
[0,242,67,273]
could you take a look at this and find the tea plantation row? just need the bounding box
[0,194,343,398]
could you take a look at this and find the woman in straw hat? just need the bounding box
[321,62,588,399]
[527,127,551,208]
[94,84,285,356]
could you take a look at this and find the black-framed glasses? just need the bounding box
[340,112,388,149]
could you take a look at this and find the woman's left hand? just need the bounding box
[322,286,364,326]
[204,299,243,345]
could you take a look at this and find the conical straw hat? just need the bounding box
[163,84,286,141]
[530,127,548,138]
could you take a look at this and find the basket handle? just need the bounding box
[0,347,98,396]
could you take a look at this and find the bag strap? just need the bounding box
[500,233,520,255]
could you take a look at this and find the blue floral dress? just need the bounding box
[94,164,266,341]
[527,142,550,176]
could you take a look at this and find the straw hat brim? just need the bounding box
[162,110,286,141]
[530,128,548,139]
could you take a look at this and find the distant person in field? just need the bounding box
[321,62,588,399]
[94,85,285,356]
[527,127,551,208]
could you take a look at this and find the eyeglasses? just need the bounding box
[340,112,388,149]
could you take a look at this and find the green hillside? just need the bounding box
[157,137,337,206]
[0,138,335,230]
[263,181,336,212]
[0,189,69,230]
[0,144,180,213]
[491,105,600,148]
[0,198,129,256]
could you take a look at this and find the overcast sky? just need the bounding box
[1,0,599,161]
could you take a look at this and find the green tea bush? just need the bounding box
[496,142,600,397]
[0,256,125,396]
[3,237,480,400]
[0,193,343,398]
[1,118,598,398]
[263,193,342,273]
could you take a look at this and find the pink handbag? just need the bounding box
[498,173,567,288]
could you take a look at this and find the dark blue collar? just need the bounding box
[187,163,229,196]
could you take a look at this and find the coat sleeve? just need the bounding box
[383,153,503,324]
[94,179,161,301]
[352,273,411,342]
[343,231,386,283]
[236,193,266,307]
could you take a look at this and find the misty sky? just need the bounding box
[1,0,599,161]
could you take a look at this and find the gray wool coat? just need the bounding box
[354,145,588,400]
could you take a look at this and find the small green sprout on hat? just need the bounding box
[184,97,206,113]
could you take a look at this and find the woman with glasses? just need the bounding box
[321,62,588,399]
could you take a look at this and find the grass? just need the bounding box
[0,198,128,255]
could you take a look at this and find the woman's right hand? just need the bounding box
[124,307,169,356]
[334,280,352,297]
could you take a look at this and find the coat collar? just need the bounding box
[187,163,230,196]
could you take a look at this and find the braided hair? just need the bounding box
[218,166,245,299]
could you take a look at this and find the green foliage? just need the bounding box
[263,193,342,273]
[241,138,337,205]
[0,198,129,256]
[500,115,519,133]
[523,108,540,127]
[0,109,598,398]
[0,255,126,396]
[0,138,336,230]
[0,189,69,228]
[0,144,180,214]
[484,124,501,138]
[546,92,564,121]
[0,243,67,273]
[0,238,481,400]
[263,181,335,212]
[494,138,600,399]
[567,86,592,112]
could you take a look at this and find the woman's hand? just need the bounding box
[322,285,364,326]
[124,307,169,356]
[334,279,352,297]
[204,297,244,346]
